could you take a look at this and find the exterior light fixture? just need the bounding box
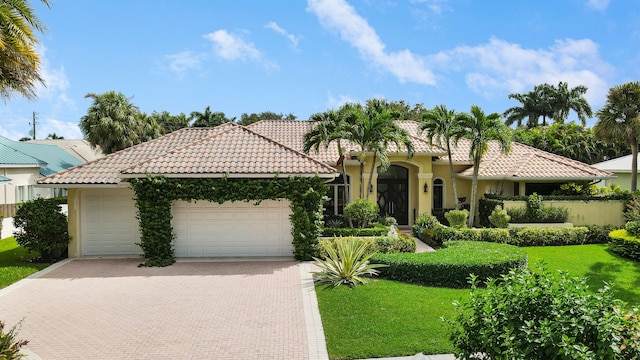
[423,183,429,193]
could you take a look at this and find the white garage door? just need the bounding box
[80,188,141,256]
[172,199,293,257]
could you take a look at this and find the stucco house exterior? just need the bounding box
[592,154,637,191]
[38,120,613,259]
[0,136,83,216]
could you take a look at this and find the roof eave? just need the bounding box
[456,174,617,181]
[118,172,338,179]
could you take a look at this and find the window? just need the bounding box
[433,178,444,209]
[325,175,350,216]
[15,185,35,203]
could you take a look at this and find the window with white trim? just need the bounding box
[324,175,350,216]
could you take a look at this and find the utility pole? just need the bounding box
[29,111,37,140]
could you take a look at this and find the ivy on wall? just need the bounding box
[130,175,328,267]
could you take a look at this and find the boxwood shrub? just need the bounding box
[318,235,415,257]
[321,224,389,237]
[370,241,527,288]
[608,229,640,261]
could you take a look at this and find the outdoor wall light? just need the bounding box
[369,184,374,193]
[423,183,429,193]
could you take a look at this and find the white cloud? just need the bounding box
[205,30,261,61]
[326,91,358,110]
[307,0,436,85]
[429,37,612,105]
[165,50,204,77]
[409,0,449,15]
[34,45,74,110]
[38,118,83,140]
[584,0,610,11]
[265,21,301,50]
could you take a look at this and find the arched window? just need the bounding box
[433,178,444,209]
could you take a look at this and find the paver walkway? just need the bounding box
[0,258,323,360]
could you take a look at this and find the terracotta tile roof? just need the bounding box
[39,123,336,186]
[456,142,614,180]
[247,120,445,162]
[120,124,336,177]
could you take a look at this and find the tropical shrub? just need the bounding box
[0,321,28,360]
[449,267,640,359]
[624,194,640,222]
[488,205,510,228]
[444,209,468,228]
[626,220,640,237]
[319,236,415,257]
[313,238,387,288]
[507,194,569,223]
[343,199,379,228]
[436,226,590,247]
[13,198,71,261]
[555,181,598,196]
[479,197,504,227]
[370,241,527,288]
[376,216,398,227]
[412,213,444,247]
[584,224,621,244]
[609,229,640,261]
[419,227,444,248]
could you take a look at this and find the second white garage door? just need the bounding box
[172,199,293,257]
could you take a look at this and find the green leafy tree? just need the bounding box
[420,104,466,209]
[460,105,511,227]
[0,0,49,100]
[80,91,161,154]
[238,111,296,125]
[13,197,70,261]
[552,81,592,124]
[189,105,234,127]
[364,98,426,121]
[594,81,640,191]
[45,133,63,139]
[150,111,189,134]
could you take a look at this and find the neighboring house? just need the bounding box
[592,154,636,191]
[28,139,104,163]
[38,120,613,259]
[0,136,83,216]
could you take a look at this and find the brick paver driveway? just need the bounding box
[0,259,326,360]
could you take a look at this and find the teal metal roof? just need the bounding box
[0,175,11,181]
[0,137,82,176]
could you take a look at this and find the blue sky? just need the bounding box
[0,0,637,140]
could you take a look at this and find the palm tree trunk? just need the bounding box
[632,141,638,192]
[447,143,459,210]
[359,161,365,199]
[366,152,377,201]
[468,159,480,227]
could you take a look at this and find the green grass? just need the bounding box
[524,244,640,305]
[316,279,467,359]
[0,237,50,288]
[317,243,640,359]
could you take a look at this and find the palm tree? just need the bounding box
[503,92,544,128]
[551,82,592,125]
[419,105,466,209]
[189,106,233,127]
[303,109,350,205]
[0,0,49,100]
[460,105,511,227]
[594,81,640,191]
[340,100,415,200]
[46,133,63,139]
[80,91,159,154]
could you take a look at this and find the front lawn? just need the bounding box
[0,237,50,288]
[316,243,640,359]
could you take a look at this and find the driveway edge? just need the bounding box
[299,261,329,360]
[0,258,74,298]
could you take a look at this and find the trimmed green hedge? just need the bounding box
[370,241,527,288]
[609,229,640,261]
[319,235,415,257]
[434,226,607,247]
[321,225,389,237]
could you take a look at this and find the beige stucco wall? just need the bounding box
[502,199,625,227]
[67,188,79,258]
[603,172,633,191]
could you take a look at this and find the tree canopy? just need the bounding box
[238,111,296,126]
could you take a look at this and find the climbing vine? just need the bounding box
[130,175,328,266]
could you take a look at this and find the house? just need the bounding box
[0,136,83,216]
[38,120,613,259]
[28,139,104,163]
[592,154,636,191]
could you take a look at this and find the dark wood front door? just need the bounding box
[376,165,409,225]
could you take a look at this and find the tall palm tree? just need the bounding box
[551,81,592,125]
[0,0,49,100]
[460,105,511,227]
[303,109,350,204]
[503,92,544,128]
[340,100,415,200]
[594,81,640,191]
[80,91,159,154]
[419,105,466,209]
[189,106,233,127]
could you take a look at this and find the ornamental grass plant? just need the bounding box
[313,238,387,288]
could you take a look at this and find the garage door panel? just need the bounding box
[81,188,141,256]
[172,199,293,257]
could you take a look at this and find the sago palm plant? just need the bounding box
[313,238,386,288]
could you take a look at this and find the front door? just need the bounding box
[376,165,409,225]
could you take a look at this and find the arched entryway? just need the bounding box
[433,178,444,209]
[376,165,409,225]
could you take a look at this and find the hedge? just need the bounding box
[608,229,640,261]
[318,235,415,257]
[434,226,606,247]
[370,241,527,288]
[320,225,389,237]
